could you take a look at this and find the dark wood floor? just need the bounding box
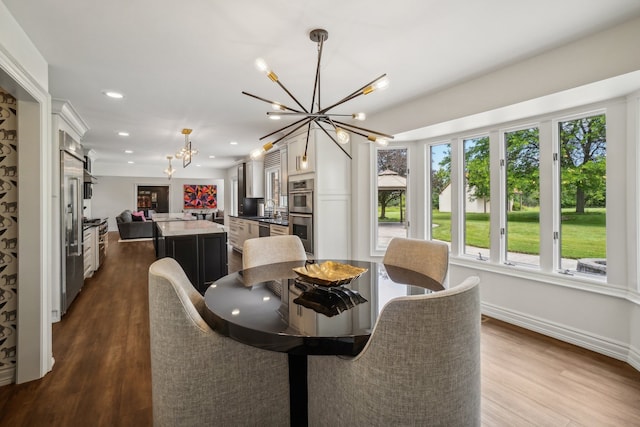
[1,232,639,426]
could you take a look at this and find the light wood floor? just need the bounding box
[1,233,639,426]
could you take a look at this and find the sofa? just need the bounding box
[213,209,224,225]
[116,209,154,239]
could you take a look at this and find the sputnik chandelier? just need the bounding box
[243,28,393,167]
[175,128,198,167]
[164,155,175,179]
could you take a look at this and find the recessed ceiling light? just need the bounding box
[103,90,124,99]
[124,150,133,154]
[230,141,238,145]
[127,161,135,164]
[208,155,216,159]
[118,131,130,136]
[196,164,201,167]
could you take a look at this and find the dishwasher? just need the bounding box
[258,221,270,237]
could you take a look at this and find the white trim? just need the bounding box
[51,99,89,140]
[482,302,633,365]
[1,23,53,383]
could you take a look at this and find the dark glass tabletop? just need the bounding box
[204,259,444,356]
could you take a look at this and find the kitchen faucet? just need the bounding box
[264,199,277,218]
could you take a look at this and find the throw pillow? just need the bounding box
[120,210,133,223]
[131,211,146,222]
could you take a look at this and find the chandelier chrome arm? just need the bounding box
[316,121,352,159]
[331,119,395,139]
[266,112,361,118]
[316,74,388,115]
[241,91,305,114]
[259,116,312,141]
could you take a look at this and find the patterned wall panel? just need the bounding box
[0,86,17,376]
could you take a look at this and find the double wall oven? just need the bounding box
[289,178,313,254]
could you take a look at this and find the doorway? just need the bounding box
[136,185,169,217]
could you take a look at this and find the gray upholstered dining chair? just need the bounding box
[242,234,307,270]
[307,275,481,426]
[383,237,450,285]
[148,257,290,427]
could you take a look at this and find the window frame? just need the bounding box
[416,101,625,291]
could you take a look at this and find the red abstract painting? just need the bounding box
[183,184,217,209]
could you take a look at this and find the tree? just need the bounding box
[506,128,540,209]
[377,148,407,220]
[560,115,606,213]
[464,137,490,212]
[377,148,407,175]
[378,190,401,219]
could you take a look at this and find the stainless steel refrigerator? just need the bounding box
[60,130,84,314]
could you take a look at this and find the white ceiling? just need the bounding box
[4,0,640,176]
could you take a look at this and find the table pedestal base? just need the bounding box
[288,354,308,426]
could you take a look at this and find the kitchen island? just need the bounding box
[155,219,228,294]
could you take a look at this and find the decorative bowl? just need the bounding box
[293,261,368,286]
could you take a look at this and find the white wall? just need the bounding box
[354,16,640,370]
[91,176,225,232]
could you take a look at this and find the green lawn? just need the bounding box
[425,208,605,259]
[379,206,406,222]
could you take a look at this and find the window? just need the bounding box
[557,114,606,277]
[504,127,540,267]
[429,143,451,245]
[265,166,280,207]
[463,136,490,259]
[414,102,619,286]
[375,147,408,250]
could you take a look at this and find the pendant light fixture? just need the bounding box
[243,28,393,167]
[164,155,175,179]
[175,128,198,167]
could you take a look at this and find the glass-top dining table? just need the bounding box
[203,259,445,426]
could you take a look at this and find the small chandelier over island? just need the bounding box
[243,28,393,167]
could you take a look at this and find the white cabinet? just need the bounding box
[245,160,264,198]
[285,128,351,259]
[270,223,289,236]
[287,133,316,175]
[228,217,244,251]
[228,217,260,251]
[83,227,96,278]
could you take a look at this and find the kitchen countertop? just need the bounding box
[83,218,107,231]
[230,215,289,227]
[157,219,226,236]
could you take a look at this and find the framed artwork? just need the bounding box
[184,184,217,209]
[183,140,192,168]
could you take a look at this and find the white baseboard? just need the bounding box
[628,344,640,372]
[0,366,15,386]
[482,302,638,371]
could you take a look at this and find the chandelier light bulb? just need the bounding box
[255,57,278,82]
[363,76,390,95]
[368,135,389,146]
[336,128,350,145]
[269,114,281,120]
[271,103,285,111]
[255,58,269,73]
[301,154,309,169]
[250,148,263,159]
[374,76,390,91]
[352,112,366,121]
